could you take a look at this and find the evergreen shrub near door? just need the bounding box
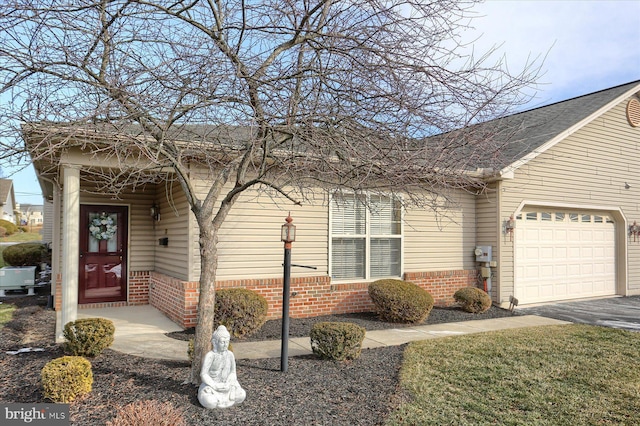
[63,318,115,357]
[214,288,268,338]
[368,279,434,323]
[310,322,366,361]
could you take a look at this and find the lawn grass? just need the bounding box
[0,302,17,326]
[0,231,42,243]
[388,325,640,425]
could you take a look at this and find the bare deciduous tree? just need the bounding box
[0,0,539,382]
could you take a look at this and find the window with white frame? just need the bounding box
[330,193,402,280]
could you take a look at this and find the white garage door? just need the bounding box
[515,211,616,304]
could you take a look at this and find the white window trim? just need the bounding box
[328,192,404,281]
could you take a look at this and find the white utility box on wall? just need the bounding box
[474,246,492,263]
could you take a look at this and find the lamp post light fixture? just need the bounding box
[281,213,296,246]
[280,213,296,372]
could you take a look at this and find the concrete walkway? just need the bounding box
[79,306,570,361]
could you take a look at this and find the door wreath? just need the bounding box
[89,213,117,241]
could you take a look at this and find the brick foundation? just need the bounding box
[404,270,478,306]
[148,271,199,328]
[148,269,479,329]
[128,271,150,305]
[55,268,478,329]
[54,271,150,311]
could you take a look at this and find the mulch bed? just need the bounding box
[0,295,519,425]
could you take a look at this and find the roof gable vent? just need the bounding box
[627,98,640,127]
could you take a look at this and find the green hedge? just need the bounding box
[453,287,492,313]
[310,322,366,361]
[368,279,434,323]
[2,242,49,266]
[41,356,93,403]
[63,317,115,357]
[0,219,17,235]
[214,288,268,338]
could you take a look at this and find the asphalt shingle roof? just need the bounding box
[489,80,640,170]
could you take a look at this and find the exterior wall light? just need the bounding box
[505,215,516,241]
[150,202,160,222]
[630,221,640,242]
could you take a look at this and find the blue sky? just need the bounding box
[5,0,640,205]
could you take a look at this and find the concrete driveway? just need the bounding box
[519,296,640,332]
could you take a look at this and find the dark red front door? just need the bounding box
[79,205,128,304]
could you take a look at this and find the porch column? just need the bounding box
[51,186,63,338]
[60,165,80,339]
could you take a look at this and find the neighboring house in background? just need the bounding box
[22,80,640,337]
[18,203,44,227]
[0,179,18,224]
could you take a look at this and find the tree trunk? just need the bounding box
[189,220,218,384]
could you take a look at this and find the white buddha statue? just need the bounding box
[198,325,246,409]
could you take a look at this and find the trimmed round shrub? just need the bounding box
[0,219,17,235]
[368,279,434,323]
[214,288,268,338]
[41,356,93,403]
[63,317,115,357]
[2,242,49,266]
[106,400,186,426]
[454,287,492,313]
[310,322,366,361]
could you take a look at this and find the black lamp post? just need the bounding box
[280,213,296,372]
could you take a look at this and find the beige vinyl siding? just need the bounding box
[475,182,501,299]
[153,180,191,281]
[188,181,477,282]
[499,97,640,297]
[216,198,328,280]
[42,200,54,243]
[189,176,329,281]
[404,190,476,272]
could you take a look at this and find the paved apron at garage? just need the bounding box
[519,296,640,331]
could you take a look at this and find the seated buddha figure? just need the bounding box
[198,325,246,409]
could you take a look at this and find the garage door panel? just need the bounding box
[581,263,593,275]
[555,229,568,241]
[568,229,581,240]
[540,229,553,240]
[568,246,581,257]
[540,265,554,278]
[581,246,594,257]
[515,211,616,304]
[554,283,568,297]
[540,248,554,260]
